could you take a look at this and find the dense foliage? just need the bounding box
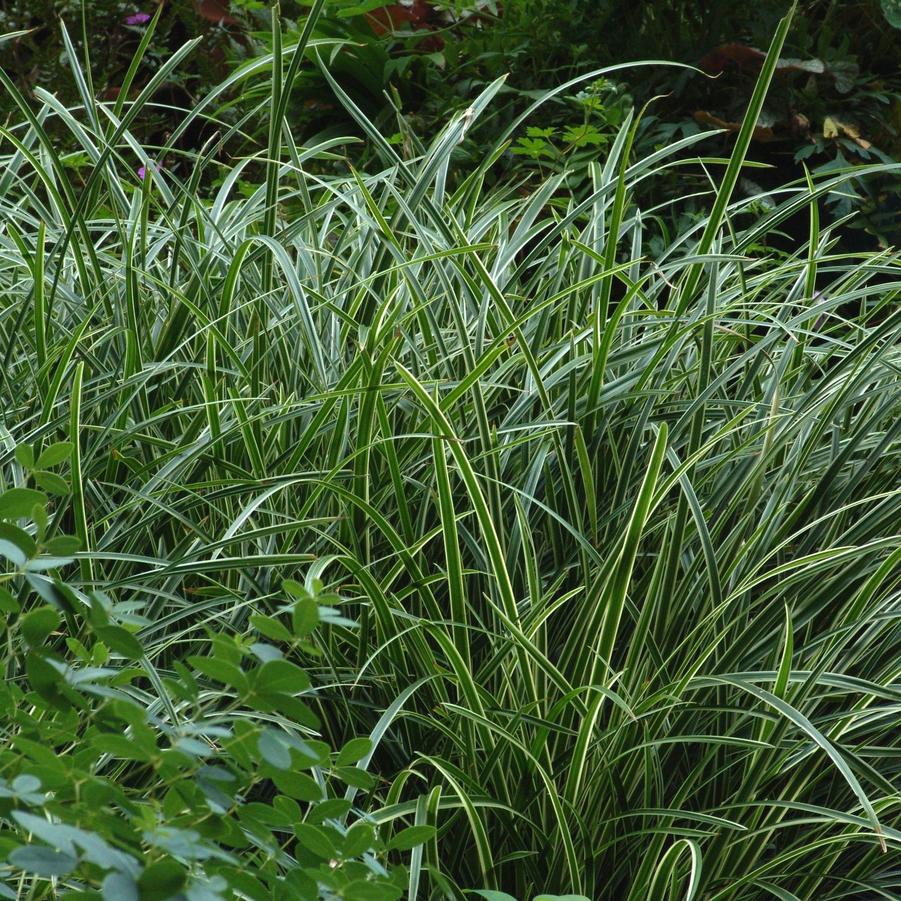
[0,3,900,900]
[2,1,900,245]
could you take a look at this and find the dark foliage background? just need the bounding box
[1,0,899,242]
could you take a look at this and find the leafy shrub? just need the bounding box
[0,468,423,898]
[0,0,257,153]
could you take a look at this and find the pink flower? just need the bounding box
[137,162,160,180]
[125,11,151,25]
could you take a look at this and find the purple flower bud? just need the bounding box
[125,11,151,25]
[137,161,160,180]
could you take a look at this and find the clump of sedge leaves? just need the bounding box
[0,3,899,900]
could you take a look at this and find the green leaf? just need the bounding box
[15,445,34,469]
[249,641,282,662]
[271,769,322,801]
[512,137,555,159]
[881,0,901,27]
[26,651,64,697]
[24,555,76,573]
[25,573,71,607]
[10,812,76,855]
[257,729,291,769]
[0,587,20,613]
[534,896,592,901]
[189,655,248,690]
[252,658,310,694]
[43,535,81,556]
[0,487,47,520]
[471,893,519,901]
[250,614,292,642]
[307,799,352,823]
[0,521,37,564]
[337,737,373,766]
[12,775,42,794]
[335,0,398,18]
[95,625,144,660]
[20,606,61,645]
[282,578,309,599]
[9,845,78,876]
[291,596,319,637]
[562,124,606,147]
[209,632,243,666]
[386,825,436,851]
[36,442,74,469]
[342,821,375,858]
[333,765,376,790]
[32,470,69,496]
[103,872,139,901]
[262,692,320,729]
[93,733,153,762]
[344,881,404,901]
[293,822,337,859]
[138,858,186,900]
